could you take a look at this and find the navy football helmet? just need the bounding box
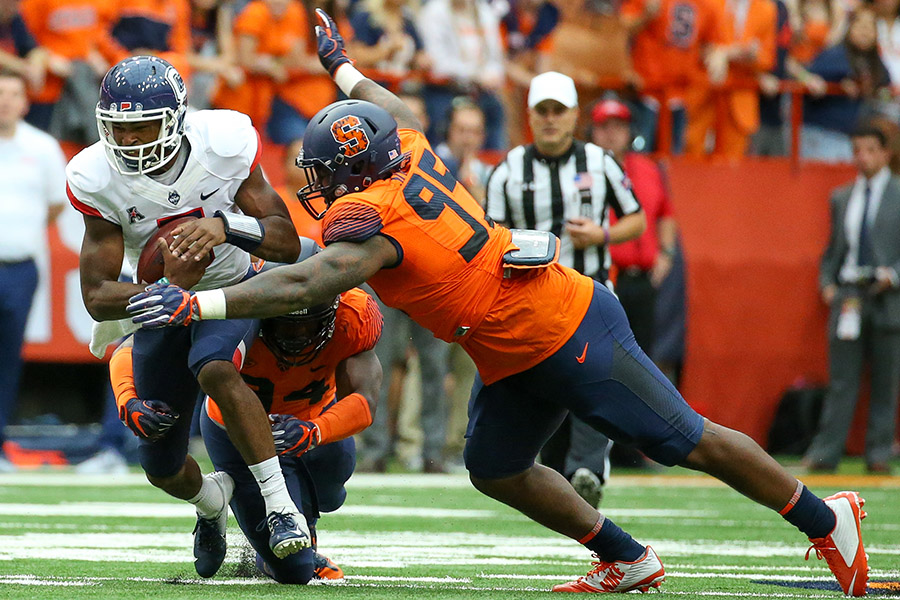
[96,56,188,175]
[296,99,410,220]
[259,238,341,367]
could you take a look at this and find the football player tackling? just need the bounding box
[127,16,870,596]
[68,56,310,578]
[112,240,383,582]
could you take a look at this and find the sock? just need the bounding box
[248,456,297,516]
[188,474,226,519]
[780,481,836,539]
[581,515,646,562]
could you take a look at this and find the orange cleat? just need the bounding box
[806,491,869,597]
[552,546,665,593]
[313,552,344,580]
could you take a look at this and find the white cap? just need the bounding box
[528,71,578,109]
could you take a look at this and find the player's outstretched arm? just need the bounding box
[128,235,398,325]
[314,9,423,133]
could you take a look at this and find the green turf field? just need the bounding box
[0,465,897,599]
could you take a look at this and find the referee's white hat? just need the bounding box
[528,71,578,109]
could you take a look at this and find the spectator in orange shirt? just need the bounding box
[18,0,118,134]
[214,0,335,145]
[683,0,777,159]
[619,0,725,153]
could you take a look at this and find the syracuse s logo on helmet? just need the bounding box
[330,115,370,158]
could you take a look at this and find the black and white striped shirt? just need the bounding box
[485,141,641,280]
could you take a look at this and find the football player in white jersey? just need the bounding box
[66,56,308,578]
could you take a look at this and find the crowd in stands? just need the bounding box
[4,0,900,164]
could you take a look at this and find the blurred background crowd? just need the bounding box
[2,0,899,479]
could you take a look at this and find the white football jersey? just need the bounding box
[66,110,261,290]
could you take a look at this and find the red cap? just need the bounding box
[591,99,631,124]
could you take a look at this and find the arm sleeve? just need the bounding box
[819,191,843,289]
[485,161,510,223]
[602,152,642,218]
[109,345,137,413]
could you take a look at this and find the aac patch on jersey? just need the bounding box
[127,206,146,223]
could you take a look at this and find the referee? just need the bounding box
[486,72,646,284]
[485,71,646,507]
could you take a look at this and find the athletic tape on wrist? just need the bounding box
[334,63,366,96]
[194,289,227,320]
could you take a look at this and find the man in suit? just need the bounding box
[804,125,900,474]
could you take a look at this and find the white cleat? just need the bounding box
[806,491,869,597]
[552,546,666,593]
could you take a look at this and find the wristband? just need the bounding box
[602,227,610,246]
[334,63,367,96]
[214,210,265,252]
[194,289,227,320]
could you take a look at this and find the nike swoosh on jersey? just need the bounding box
[200,188,220,201]
[576,342,589,364]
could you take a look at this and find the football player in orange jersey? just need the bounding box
[125,10,870,596]
[113,239,383,582]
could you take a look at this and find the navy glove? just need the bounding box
[119,398,179,440]
[315,8,351,76]
[270,414,321,457]
[127,282,200,328]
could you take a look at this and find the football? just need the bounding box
[136,216,212,284]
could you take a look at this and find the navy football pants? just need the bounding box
[464,281,705,479]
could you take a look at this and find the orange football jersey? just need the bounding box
[206,287,382,426]
[322,129,594,385]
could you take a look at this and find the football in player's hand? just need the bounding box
[136,216,212,284]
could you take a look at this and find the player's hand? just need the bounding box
[270,414,321,457]
[315,8,352,76]
[169,217,225,263]
[565,217,604,250]
[127,283,201,328]
[159,238,205,289]
[119,397,179,440]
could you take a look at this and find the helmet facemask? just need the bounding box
[259,296,340,368]
[96,104,185,176]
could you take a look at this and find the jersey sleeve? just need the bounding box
[65,148,118,223]
[602,152,642,218]
[485,160,511,224]
[339,289,383,355]
[321,196,385,245]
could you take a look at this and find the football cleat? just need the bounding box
[806,491,868,597]
[193,471,234,578]
[552,546,665,593]
[570,467,604,508]
[266,511,311,559]
[313,552,344,580]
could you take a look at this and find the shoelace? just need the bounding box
[805,541,836,561]
[266,512,298,533]
[194,518,222,552]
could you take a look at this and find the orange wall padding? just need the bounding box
[667,158,860,447]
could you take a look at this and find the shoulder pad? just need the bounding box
[187,109,256,159]
[65,143,112,194]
